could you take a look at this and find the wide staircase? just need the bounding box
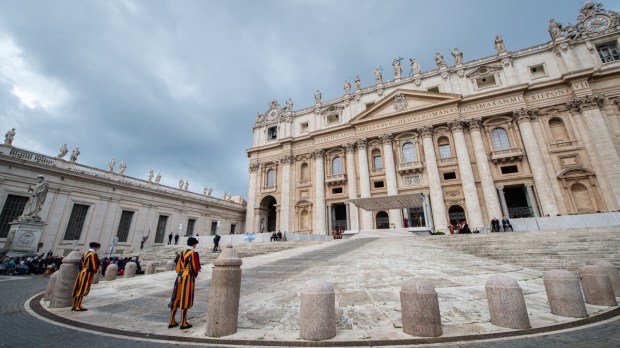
[139,239,330,267]
[417,227,620,272]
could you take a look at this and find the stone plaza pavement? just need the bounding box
[35,231,620,346]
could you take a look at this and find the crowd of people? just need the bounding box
[0,251,63,276]
[490,217,513,232]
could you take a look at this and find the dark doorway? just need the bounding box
[504,186,533,218]
[407,207,426,227]
[331,203,348,233]
[375,211,389,229]
[448,205,466,226]
[259,195,277,232]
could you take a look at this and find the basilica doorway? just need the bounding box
[330,203,348,233]
[448,205,466,226]
[504,186,533,218]
[259,195,277,232]
[375,211,389,229]
[407,207,426,227]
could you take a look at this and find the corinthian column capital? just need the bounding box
[468,118,483,131]
[356,139,368,149]
[311,149,325,159]
[567,94,605,113]
[279,155,295,165]
[512,107,539,123]
[249,162,260,172]
[343,142,357,153]
[448,119,467,132]
[417,125,434,138]
[379,133,394,145]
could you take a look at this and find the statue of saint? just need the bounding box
[223,191,228,200]
[286,98,293,112]
[118,161,126,174]
[260,218,265,233]
[148,169,154,182]
[70,147,80,162]
[548,19,562,40]
[140,231,150,250]
[57,144,68,158]
[494,35,506,54]
[207,187,213,196]
[108,159,115,172]
[155,172,161,183]
[178,178,184,189]
[410,58,421,76]
[374,68,383,85]
[392,59,402,79]
[435,52,446,68]
[184,179,189,191]
[451,48,463,65]
[354,75,361,90]
[314,90,322,104]
[344,80,351,95]
[4,128,15,146]
[20,175,49,221]
[203,187,208,195]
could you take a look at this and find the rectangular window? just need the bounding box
[427,86,440,93]
[230,224,236,235]
[210,221,218,235]
[529,64,547,79]
[326,114,339,124]
[501,165,519,174]
[597,43,620,63]
[115,210,134,243]
[373,156,383,170]
[438,144,452,159]
[154,215,168,243]
[63,204,90,241]
[476,75,497,89]
[373,181,385,189]
[332,187,343,194]
[267,126,277,140]
[186,218,196,237]
[300,122,309,133]
[443,172,457,180]
[0,195,29,238]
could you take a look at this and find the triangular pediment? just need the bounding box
[350,89,461,124]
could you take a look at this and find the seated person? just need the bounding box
[502,217,513,232]
[276,231,282,241]
[270,232,277,241]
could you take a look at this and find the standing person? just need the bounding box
[174,233,180,245]
[213,233,221,252]
[168,237,201,330]
[168,233,173,245]
[71,242,101,311]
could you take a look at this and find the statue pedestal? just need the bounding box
[2,220,45,256]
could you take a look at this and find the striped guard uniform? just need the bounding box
[71,249,100,310]
[168,247,201,328]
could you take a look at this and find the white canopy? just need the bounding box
[347,193,424,211]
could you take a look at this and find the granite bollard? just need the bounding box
[485,275,530,329]
[205,245,243,337]
[165,260,176,271]
[43,271,59,301]
[92,269,101,284]
[299,279,336,341]
[579,265,617,306]
[49,251,83,308]
[592,261,620,297]
[124,262,137,278]
[145,261,156,275]
[543,270,587,318]
[104,263,118,281]
[400,278,442,337]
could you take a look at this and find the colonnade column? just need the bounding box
[245,163,259,233]
[279,155,293,232]
[380,133,402,228]
[312,150,326,235]
[448,120,484,228]
[524,183,540,217]
[496,186,509,218]
[468,119,503,220]
[418,126,448,230]
[568,95,620,207]
[513,108,560,216]
[356,140,373,230]
[344,143,359,231]
[422,192,434,230]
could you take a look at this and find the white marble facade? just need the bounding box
[0,145,245,256]
[246,3,620,233]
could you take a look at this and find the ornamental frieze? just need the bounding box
[566,94,605,112]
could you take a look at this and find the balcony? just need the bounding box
[325,173,347,185]
[490,148,523,163]
[549,140,581,153]
[370,168,384,176]
[397,161,424,174]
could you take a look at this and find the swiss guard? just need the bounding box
[168,237,201,329]
[71,241,101,311]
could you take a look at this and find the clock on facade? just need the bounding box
[585,16,610,32]
[267,110,278,120]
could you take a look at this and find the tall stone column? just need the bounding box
[497,186,509,218]
[344,143,359,231]
[469,119,503,220]
[524,183,540,217]
[245,163,259,233]
[279,155,294,232]
[419,126,448,230]
[422,192,433,230]
[513,108,559,216]
[380,133,402,228]
[312,150,326,234]
[448,120,484,228]
[356,139,373,230]
[568,95,620,207]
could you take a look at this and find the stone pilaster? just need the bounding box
[448,120,483,228]
[524,183,540,217]
[245,163,259,233]
[312,150,326,234]
[469,119,503,220]
[279,155,294,232]
[497,186,509,218]
[344,143,359,231]
[513,108,560,216]
[419,126,448,230]
[567,95,620,208]
[356,139,373,230]
[380,133,402,228]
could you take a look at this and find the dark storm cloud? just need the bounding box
[0,0,610,197]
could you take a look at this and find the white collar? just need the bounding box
[88,248,95,252]
[187,246,194,250]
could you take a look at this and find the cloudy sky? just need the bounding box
[0,0,613,198]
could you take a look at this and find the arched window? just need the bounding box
[371,149,383,170]
[332,156,343,175]
[437,136,452,159]
[266,169,275,187]
[549,118,569,143]
[300,162,310,182]
[402,142,417,163]
[491,128,510,150]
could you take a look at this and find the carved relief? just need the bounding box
[393,93,408,111]
[553,42,570,57]
[567,94,605,112]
